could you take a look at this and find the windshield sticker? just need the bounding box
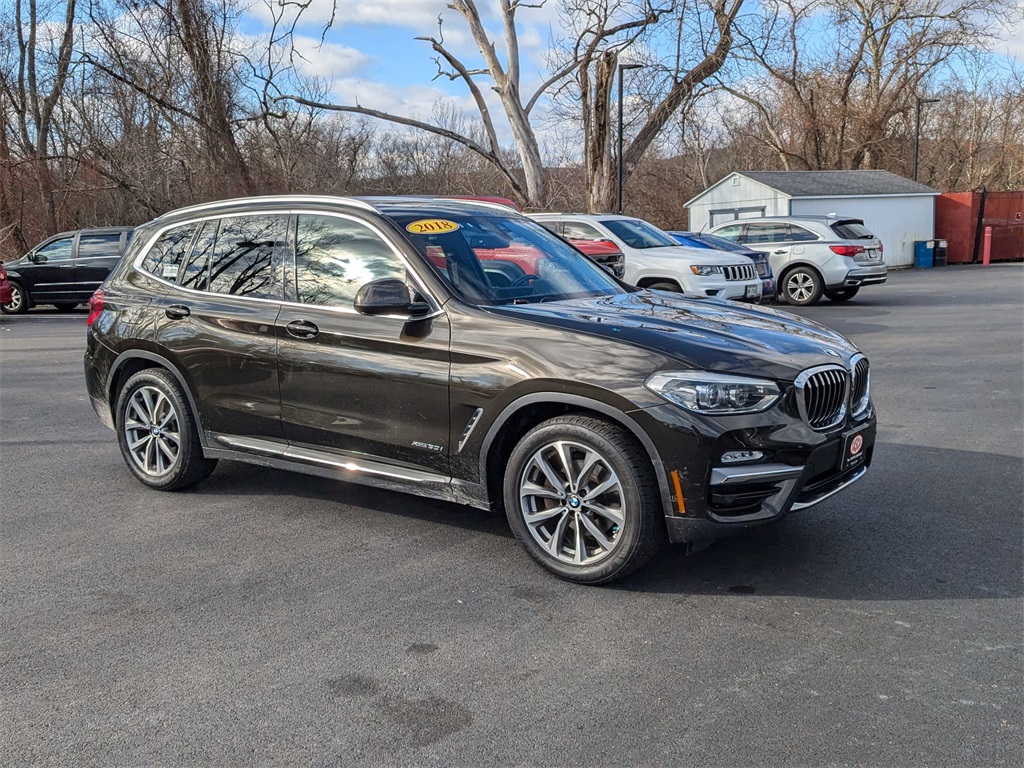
[406,219,460,235]
[162,264,179,279]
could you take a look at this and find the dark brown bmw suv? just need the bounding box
[84,196,875,584]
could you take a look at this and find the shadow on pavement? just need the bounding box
[196,441,1022,602]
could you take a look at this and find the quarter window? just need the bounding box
[140,224,198,282]
[295,215,406,307]
[208,215,286,298]
[788,225,818,242]
[33,237,73,262]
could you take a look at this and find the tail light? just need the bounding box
[829,245,865,257]
[0,264,7,279]
[87,289,104,326]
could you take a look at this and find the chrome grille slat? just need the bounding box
[723,264,757,281]
[850,354,870,417]
[795,364,850,431]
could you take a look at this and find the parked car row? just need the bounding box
[1,207,889,314]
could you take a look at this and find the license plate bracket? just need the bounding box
[745,284,759,298]
[839,425,869,471]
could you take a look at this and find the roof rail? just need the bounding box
[154,195,379,220]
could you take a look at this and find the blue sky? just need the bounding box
[239,0,1024,133]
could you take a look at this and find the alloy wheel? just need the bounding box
[518,440,625,565]
[123,385,181,477]
[786,272,816,303]
[3,285,24,313]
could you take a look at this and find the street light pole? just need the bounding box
[913,96,940,182]
[616,63,642,214]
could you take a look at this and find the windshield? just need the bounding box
[600,218,678,249]
[697,234,749,252]
[391,212,627,306]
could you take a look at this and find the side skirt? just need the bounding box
[203,433,491,511]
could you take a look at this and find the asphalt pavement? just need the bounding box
[1,264,1021,766]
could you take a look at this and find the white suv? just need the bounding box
[707,216,888,306]
[530,213,762,302]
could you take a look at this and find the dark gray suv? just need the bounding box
[84,196,876,584]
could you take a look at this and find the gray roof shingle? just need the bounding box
[739,170,938,197]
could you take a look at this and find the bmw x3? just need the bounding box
[85,196,876,584]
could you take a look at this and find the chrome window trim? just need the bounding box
[153,195,378,222]
[132,208,444,316]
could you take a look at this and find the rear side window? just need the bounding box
[294,215,406,307]
[140,224,197,281]
[536,221,562,236]
[831,221,874,240]
[78,233,123,257]
[208,215,287,298]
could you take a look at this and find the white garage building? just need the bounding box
[685,170,940,267]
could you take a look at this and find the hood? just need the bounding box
[634,245,749,265]
[489,291,859,381]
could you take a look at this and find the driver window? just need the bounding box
[34,237,74,262]
[295,215,407,307]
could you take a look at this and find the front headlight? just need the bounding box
[646,371,781,414]
[690,265,722,276]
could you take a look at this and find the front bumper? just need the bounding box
[699,278,763,302]
[633,402,876,546]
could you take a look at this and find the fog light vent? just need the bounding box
[721,450,764,464]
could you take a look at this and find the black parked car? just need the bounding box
[84,196,875,584]
[1,227,134,313]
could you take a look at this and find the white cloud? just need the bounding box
[247,0,449,31]
[290,35,372,78]
[993,14,1023,60]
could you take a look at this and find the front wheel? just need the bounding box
[115,368,217,491]
[503,415,665,584]
[1,282,28,314]
[646,281,683,293]
[824,286,860,302]
[781,267,823,306]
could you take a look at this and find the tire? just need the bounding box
[52,302,79,312]
[1,282,28,314]
[503,414,665,585]
[115,368,217,491]
[647,281,683,293]
[824,286,860,303]
[781,266,823,306]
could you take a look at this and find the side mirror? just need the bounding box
[353,278,431,318]
[27,251,41,263]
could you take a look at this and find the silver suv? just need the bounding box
[530,213,763,302]
[707,216,887,306]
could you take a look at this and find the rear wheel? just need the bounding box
[824,286,860,302]
[1,282,28,314]
[781,267,823,306]
[503,415,665,584]
[115,368,217,491]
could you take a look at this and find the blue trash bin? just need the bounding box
[913,240,933,268]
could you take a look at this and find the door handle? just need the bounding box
[286,319,319,339]
[773,249,788,254]
[165,304,191,320]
